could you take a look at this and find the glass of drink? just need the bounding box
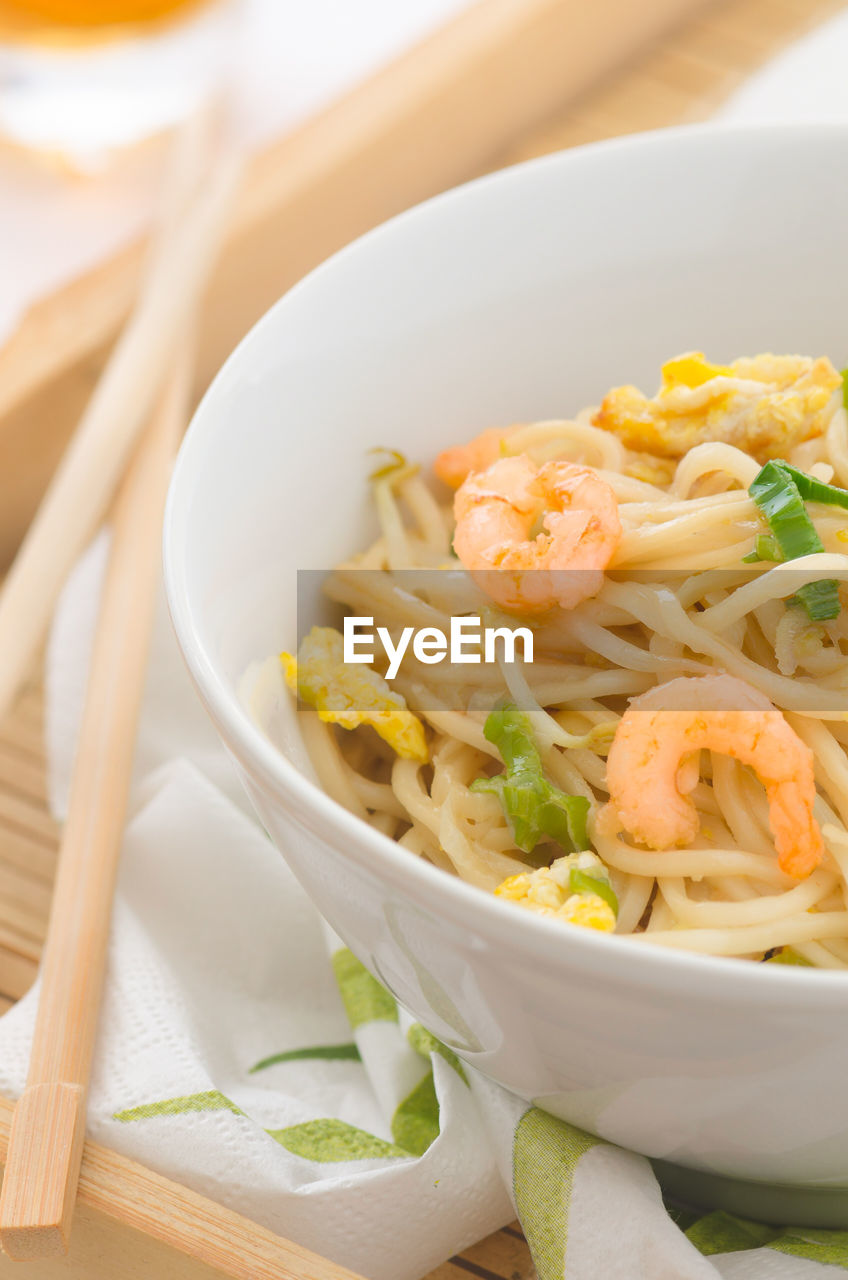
[0,0,241,164]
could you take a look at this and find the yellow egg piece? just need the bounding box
[558,894,616,933]
[494,854,617,932]
[281,626,428,762]
[661,353,733,389]
[592,351,841,461]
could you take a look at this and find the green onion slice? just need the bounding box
[777,461,848,511]
[748,460,842,620]
[471,703,590,855]
[569,867,618,915]
[741,533,783,564]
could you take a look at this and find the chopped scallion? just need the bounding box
[748,460,840,621]
[741,533,783,564]
[569,867,618,915]
[788,578,840,622]
[777,461,848,512]
[471,703,589,855]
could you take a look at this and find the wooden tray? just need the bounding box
[1,0,845,1274]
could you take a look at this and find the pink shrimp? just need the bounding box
[434,426,518,489]
[605,674,823,880]
[452,453,621,613]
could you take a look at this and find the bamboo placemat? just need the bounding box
[494,0,847,162]
[1,0,846,1274]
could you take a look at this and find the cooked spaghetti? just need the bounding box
[279,351,848,968]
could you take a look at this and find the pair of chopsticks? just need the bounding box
[0,112,241,1261]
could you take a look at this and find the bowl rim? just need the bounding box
[164,118,848,1008]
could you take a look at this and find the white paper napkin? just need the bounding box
[0,537,515,1280]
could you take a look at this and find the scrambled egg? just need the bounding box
[281,626,428,762]
[495,851,616,932]
[592,351,841,461]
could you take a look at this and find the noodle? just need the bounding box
[279,352,848,967]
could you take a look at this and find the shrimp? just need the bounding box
[452,453,622,613]
[605,674,823,879]
[434,425,518,489]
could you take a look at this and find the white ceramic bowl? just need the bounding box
[164,123,848,1224]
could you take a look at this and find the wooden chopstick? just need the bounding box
[0,1091,370,1280]
[0,351,193,1260]
[0,118,240,725]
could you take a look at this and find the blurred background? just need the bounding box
[0,0,845,575]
